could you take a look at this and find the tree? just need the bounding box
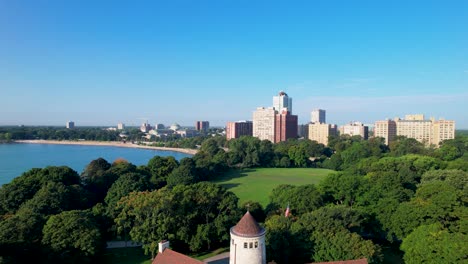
[311,227,382,263]
[420,169,467,190]
[0,208,46,261]
[166,158,197,187]
[81,158,118,203]
[0,166,80,214]
[147,156,179,187]
[104,172,151,217]
[241,200,266,223]
[115,182,240,257]
[268,184,322,216]
[320,173,367,207]
[401,223,467,264]
[389,136,426,156]
[388,181,465,241]
[42,210,104,263]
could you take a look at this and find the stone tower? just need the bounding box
[229,211,266,264]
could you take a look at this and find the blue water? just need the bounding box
[0,143,192,186]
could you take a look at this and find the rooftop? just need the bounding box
[152,248,204,264]
[230,211,265,237]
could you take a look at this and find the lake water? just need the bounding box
[0,143,192,186]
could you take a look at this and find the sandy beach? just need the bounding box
[14,140,198,155]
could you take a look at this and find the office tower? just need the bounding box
[308,123,337,146]
[66,121,75,129]
[117,123,125,130]
[195,121,210,131]
[226,121,253,140]
[311,109,326,124]
[272,91,292,113]
[253,107,276,142]
[275,110,298,143]
[374,120,397,145]
[339,122,369,139]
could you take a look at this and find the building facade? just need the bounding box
[374,120,397,145]
[311,109,326,124]
[275,110,298,143]
[298,124,310,138]
[226,121,253,140]
[117,123,125,130]
[308,123,337,146]
[272,91,292,113]
[196,121,210,131]
[253,107,276,142]
[374,115,455,146]
[339,122,369,139]
[66,121,75,129]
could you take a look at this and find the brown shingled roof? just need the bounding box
[152,248,204,264]
[310,258,368,264]
[231,211,265,237]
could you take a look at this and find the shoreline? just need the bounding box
[14,140,198,155]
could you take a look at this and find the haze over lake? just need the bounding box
[0,143,192,186]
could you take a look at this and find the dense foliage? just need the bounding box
[0,133,466,263]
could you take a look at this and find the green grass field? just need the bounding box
[214,168,334,206]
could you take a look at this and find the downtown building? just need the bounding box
[252,91,298,143]
[226,121,253,140]
[339,122,369,140]
[195,121,210,131]
[308,123,337,146]
[311,109,326,124]
[374,114,455,146]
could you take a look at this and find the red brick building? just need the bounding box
[226,121,253,140]
[274,110,298,143]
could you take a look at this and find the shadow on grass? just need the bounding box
[215,168,256,182]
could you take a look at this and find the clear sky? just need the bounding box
[1,0,467,127]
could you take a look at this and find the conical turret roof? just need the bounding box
[231,211,265,237]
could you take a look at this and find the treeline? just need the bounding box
[0,134,467,263]
[0,126,122,141]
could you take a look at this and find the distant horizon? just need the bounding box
[1,1,467,127]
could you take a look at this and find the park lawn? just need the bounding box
[214,168,334,207]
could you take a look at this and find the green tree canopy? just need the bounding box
[42,210,104,263]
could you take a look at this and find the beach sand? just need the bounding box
[14,140,198,155]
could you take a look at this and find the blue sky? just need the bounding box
[1,1,467,127]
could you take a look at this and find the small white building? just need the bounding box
[230,211,266,264]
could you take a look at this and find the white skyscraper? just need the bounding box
[311,109,326,123]
[272,91,292,113]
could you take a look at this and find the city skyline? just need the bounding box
[1,1,467,127]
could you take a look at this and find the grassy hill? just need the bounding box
[214,168,335,207]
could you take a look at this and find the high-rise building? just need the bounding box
[195,121,210,131]
[273,91,292,113]
[117,123,125,130]
[226,121,253,140]
[308,123,337,146]
[275,110,298,143]
[66,121,75,129]
[432,119,455,146]
[311,109,326,124]
[374,115,455,147]
[374,120,397,145]
[339,122,369,139]
[253,107,276,142]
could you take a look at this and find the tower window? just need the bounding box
[255,242,258,248]
[244,242,247,248]
[249,242,253,248]
[232,239,234,245]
